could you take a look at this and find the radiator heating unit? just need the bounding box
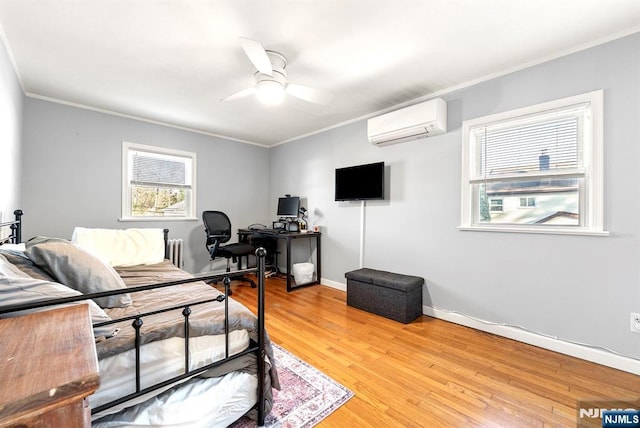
[167,238,184,268]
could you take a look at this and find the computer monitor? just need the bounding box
[277,196,300,218]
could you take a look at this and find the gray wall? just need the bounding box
[0,37,23,222]
[21,99,271,273]
[270,32,640,359]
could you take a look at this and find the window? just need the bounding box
[460,90,606,235]
[519,197,536,208]
[121,142,196,220]
[489,199,504,212]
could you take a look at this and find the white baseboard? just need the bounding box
[424,306,640,376]
[320,278,346,292]
[317,280,640,375]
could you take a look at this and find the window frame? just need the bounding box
[459,90,607,236]
[121,142,197,221]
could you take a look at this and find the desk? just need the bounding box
[238,229,321,292]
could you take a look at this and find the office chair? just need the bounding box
[203,210,256,293]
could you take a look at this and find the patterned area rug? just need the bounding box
[230,344,354,428]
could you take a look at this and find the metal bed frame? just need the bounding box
[0,209,22,245]
[0,210,268,425]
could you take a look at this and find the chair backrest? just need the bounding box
[202,211,232,258]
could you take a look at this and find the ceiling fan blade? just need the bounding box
[239,37,273,76]
[286,83,334,105]
[220,86,256,102]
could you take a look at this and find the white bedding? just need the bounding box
[92,370,258,428]
[92,329,250,419]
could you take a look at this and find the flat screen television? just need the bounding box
[335,161,385,201]
[277,196,300,218]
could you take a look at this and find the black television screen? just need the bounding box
[277,196,300,217]
[335,162,385,201]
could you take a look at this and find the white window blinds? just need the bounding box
[469,104,589,183]
[131,153,190,188]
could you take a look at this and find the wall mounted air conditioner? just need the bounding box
[367,98,447,146]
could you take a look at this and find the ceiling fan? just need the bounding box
[221,37,333,106]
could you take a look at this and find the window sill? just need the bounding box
[118,217,199,222]
[457,225,609,237]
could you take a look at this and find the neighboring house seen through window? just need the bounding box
[460,90,606,235]
[121,142,197,220]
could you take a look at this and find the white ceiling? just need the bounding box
[1,1,639,147]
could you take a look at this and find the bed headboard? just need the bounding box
[0,210,23,245]
[0,212,173,263]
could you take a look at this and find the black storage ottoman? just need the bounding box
[345,268,424,323]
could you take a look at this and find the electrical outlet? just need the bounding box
[630,313,640,334]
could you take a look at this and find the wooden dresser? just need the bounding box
[0,304,100,427]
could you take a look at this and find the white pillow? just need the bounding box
[72,227,165,267]
[0,243,26,252]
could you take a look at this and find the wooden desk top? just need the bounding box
[0,304,100,425]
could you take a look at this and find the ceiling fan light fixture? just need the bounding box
[223,38,331,106]
[256,80,285,105]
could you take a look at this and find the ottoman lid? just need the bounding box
[345,268,377,283]
[345,268,424,292]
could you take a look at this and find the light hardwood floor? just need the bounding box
[229,276,640,427]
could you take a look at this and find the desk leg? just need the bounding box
[286,236,292,292]
[316,234,321,284]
